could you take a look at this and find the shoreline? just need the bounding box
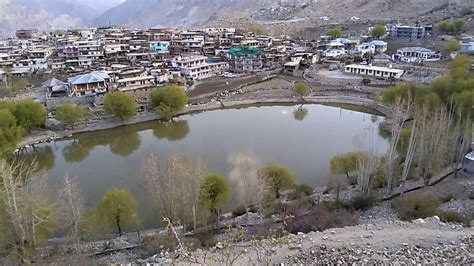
[17,95,391,149]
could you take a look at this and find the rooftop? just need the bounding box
[68,71,110,85]
[398,47,435,53]
[228,46,263,56]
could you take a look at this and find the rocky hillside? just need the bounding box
[0,0,124,36]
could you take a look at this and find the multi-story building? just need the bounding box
[228,46,264,73]
[68,71,111,96]
[389,24,431,39]
[174,55,228,80]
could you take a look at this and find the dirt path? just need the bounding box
[181,217,473,265]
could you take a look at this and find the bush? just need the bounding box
[351,193,378,211]
[141,235,178,256]
[437,211,470,227]
[232,205,247,218]
[193,230,217,248]
[439,194,455,203]
[285,201,357,234]
[103,92,136,120]
[289,184,313,200]
[320,200,352,211]
[392,193,440,220]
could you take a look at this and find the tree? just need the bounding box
[293,82,310,100]
[199,174,229,226]
[329,152,365,184]
[327,175,348,200]
[371,24,386,39]
[326,27,344,38]
[438,21,451,33]
[142,152,205,230]
[453,19,465,34]
[257,164,296,199]
[58,174,84,251]
[442,40,460,55]
[2,67,12,87]
[0,99,16,113]
[14,78,29,90]
[98,188,137,236]
[55,103,89,129]
[149,84,188,121]
[13,99,47,132]
[0,110,24,157]
[0,160,56,258]
[103,92,136,120]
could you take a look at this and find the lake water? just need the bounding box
[20,104,388,227]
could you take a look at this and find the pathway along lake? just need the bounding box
[19,104,389,227]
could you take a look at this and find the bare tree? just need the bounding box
[386,97,413,194]
[354,127,381,194]
[327,175,348,200]
[142,152,205,232]
[58,174,84,252]
[228,152,260,220]
[0,159,55,257]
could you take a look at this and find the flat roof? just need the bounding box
[345,64,404,74]
[118,76,154,82]
[397,47,435,53]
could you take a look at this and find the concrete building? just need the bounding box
[395,47,441,63]
[68,71,110,96]
[228,46,264,73]
[344,64,404,79]
[460,36,474,55]
[390,25,427,39]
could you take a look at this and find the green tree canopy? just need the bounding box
[329,151,366,183]
[13,99,47,132]
[381,83,425,105]
[199,174,229,218]
[258,164,296,198]
[442,40,460,54]
[294,82,310,98]
[103,92,136,120]
[0,99,16,113]
[326,27,344,38]
[453,19,465,33]
[152,120,190,141]
[149,84,188,121]
[0,110,24,157]
[371,24,386,39]
[98,188,138,236]
[55,103,89,129]
[438,21,451,33]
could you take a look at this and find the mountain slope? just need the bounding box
[0,0,124,36]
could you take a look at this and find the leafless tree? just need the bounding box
[142,152,205,232]
[327,175,348,200]
[355,127,381,194]
[0,159,55,256]
[386,97,413,194]
[58,174,84,252]
[228,152,261,220]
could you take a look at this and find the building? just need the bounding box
[460,36,474,55]
[16,29,39,40]
[371,53,392,67]
[149,41,169,52]
[390,25,427,39]
[68,71,110,97]
[228,46,264,73]
[117,76,155,93]
[42,78,69,98]
[344,64,404,79]
[174,55,228,80]
[394,47,441,63]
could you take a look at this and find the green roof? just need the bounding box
[229,46,263,56]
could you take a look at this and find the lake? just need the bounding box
[19,104,388,227]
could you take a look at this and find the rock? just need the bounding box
[413,218,426,224]
[215,242,224,249]
[45,118,61,129]
[322,236,328,240]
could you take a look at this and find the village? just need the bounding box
[0,15,473,264]
[1,21,472,115]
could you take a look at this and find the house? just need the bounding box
[68,71,110,97]
[394,47,441,63]
[323,49,347,58]
[227,46,264,73]
[371,53,392,67]
[42,78,69,98]
[344,64,404,79]
[16,29,39,40]
[353,42,375,56]
[149,41,169,52]
[116,76,155,93]
[371,40,388,53]
[389,25,428,39]
[173,55,228,80]
[460,36,474,55]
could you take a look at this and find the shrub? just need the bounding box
[289,184,313,200]
[141,235,178,256]
[193,230,217,248]
[439,194,455,203]
[244,224,287,241]
[437,211,470,227]
[351,193,378,211]
[320,200,352,211]
[392,193,440,220]
[232,205,247,218]
[285,201,357,234]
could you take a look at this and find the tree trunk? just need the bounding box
[116,216,122,236]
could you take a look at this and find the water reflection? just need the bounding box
[17,146,55,171]
[152,120,190,141]
[293,107,309,121]
[63,140,90,163]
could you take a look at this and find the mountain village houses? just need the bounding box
[0,22,470,108]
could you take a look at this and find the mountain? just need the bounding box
[0,0,124,36]
[93,0,474,30]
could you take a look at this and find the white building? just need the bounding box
[344,64,404,79]
[174,56,228,80]
[394,47,441,63]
